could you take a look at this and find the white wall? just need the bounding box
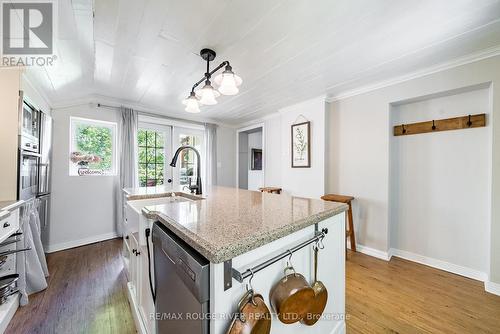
[257,96,326,198]
[216,125,236,187]
[49,104,120,252]
[327,56,500,287]
[247,131,263,191]
[237,132,249,189]
[21,74,51,114]
[390,86,491,274]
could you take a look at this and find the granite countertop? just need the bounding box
[141,186,348,263]
[0,200,25,212]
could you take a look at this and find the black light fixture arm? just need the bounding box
[190,59,230,93]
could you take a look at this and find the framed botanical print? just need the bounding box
[291,121,310,168]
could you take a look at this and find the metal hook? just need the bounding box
[286,249,294,268]
[246,268,255,292]
[432,120,436,130]
[317,235,325,250]
[467,115,472,127]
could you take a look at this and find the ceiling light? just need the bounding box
[214,65,242,96]
[182,92,201,113]
[183,48,242,112]
[196,80,220,105]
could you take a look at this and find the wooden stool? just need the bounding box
[259,187,282,194]
[321,194,356,252]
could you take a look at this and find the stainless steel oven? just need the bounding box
[18,150,40,201]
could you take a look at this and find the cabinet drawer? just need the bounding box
[0,209,19,243]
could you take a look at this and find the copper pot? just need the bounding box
[269,266,315,324]
[226,289,271,334]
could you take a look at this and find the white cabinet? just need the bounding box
[0,209,19,244]
[124,199,156,334]
[129,232,140,297]
[139,243,155,334]
[0,206,21,333]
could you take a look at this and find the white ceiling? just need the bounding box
[26,0,500,125]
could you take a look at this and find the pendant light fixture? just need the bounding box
[183,48,242,113]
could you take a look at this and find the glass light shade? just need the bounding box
[182,93,201,113]
[216,73,240,95]
[196,82,220,105]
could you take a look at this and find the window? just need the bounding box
[178,133,203,186]
[70,117,117,176]
[138,129,165,187]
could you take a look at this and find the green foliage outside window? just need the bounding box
[75,124,113,171]
[138,129,165,187]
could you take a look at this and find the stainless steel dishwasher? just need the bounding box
[152,221,210,334]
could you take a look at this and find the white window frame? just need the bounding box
[69,117,118,176]
[137,115,206,189]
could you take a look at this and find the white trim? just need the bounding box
[45,232,119,253]
[485,281,500,296]
[355,244,391,261]
[326,44,500,102]
[69,116,118,176]
[21,72,53,109]
[139,114,204,131]
[389,248,488,282]
[127,282,148,334]
[235,123,265,189]
[0,294,19,334]
[50,94,236,128]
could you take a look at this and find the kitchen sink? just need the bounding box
[128,193,201,211]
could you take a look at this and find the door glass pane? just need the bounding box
[137,128,168,188]
[155,149,164,164]
[178,134,202,186]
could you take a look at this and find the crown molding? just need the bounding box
[326,44,500,102]
[51,94,236,128]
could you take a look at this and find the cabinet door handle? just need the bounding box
[132,249,136,254]
[3,222,10,228]
[135,251,141,256]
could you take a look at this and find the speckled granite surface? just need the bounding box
[0,200,24,212]
[140,186,348,263]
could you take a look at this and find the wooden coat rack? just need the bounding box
[394,113,486,136]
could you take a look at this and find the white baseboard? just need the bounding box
[389,248,488,282]
[485,281,500,296]
[45,232,119,253]
[355,244,391,261]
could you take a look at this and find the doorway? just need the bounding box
[237,125,264,190]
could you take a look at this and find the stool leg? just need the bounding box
[348,202,356,252]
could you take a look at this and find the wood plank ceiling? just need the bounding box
[26,0,500,124]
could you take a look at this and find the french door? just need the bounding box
[172,127,205,191]
[137,124,172,190]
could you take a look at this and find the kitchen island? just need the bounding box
[123,186,348,334]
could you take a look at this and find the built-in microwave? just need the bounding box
[19,93,39,153]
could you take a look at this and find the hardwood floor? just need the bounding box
[6,239,136,334]
[6,240,500,333]
[346,250,500,333]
